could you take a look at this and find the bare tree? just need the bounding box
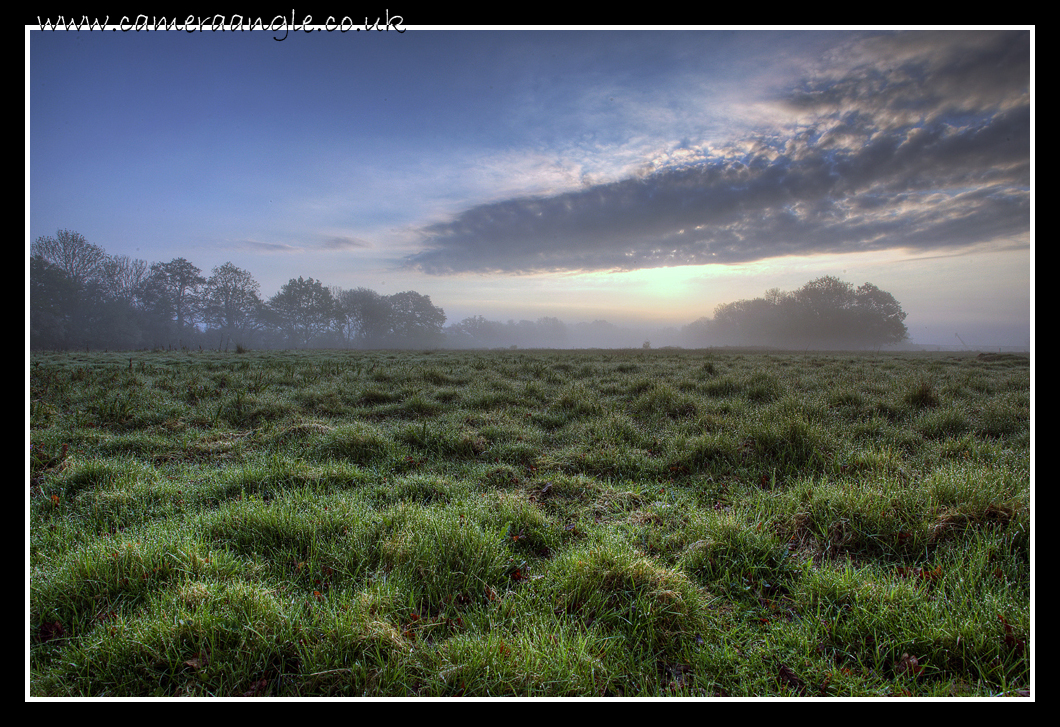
[31,229,107,285]
[100,254,149,303]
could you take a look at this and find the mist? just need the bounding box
[33,230,1027,352]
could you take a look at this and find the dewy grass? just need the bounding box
[29,349,1030,697]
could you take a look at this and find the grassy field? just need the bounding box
[28,348,1031,697]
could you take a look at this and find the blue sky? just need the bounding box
[28,26,1032,347]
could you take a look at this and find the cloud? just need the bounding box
[784,30,1030,124]
[405,30,1029,276]
[321,235,373,250]
[236,239,305,254]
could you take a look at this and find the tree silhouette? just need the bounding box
[852,282,908,347]
[202,262,263,347]
[31,229,107,286]
[100,255,149,305]
[334,287,393,346]
[447,315,506,348]
[29,257,78,349]
[685,276,908,349]
[386,291,446,347]
[267,277,338,348]
[142,258,207,336]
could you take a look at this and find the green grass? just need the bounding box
[29,348,1031,697]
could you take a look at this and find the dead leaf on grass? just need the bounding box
[240,678,270,697]
[39,620,64,642]
[895,653,924,676]
[777,663,805,694]
[998,614,1026,653]
[184,652,209,670]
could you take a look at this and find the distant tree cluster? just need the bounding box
[445,315,569,348]
[29,229,446,351]
[683,276,908,349]
[442,316,661,349]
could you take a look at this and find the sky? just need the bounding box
[28,25,1032,348]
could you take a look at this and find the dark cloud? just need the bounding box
[405,30,1029,275]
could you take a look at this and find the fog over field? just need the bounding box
[29,26,1031,350]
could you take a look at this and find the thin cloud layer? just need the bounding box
[322,236,373,250]
[406,30,1029,275]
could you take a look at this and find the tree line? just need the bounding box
[29,230,446,350]
[29,229,909,351]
